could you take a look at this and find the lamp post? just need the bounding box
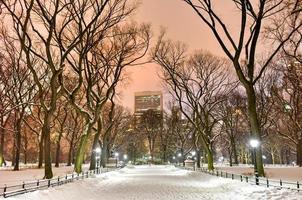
[123,154,128,166]
[262,155,266,166]
[114,152,119,168]
[94,147,101,173]
[177,153,182,166]
[249,139,260,185]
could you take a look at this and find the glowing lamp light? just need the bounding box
[249,139,260,148]
[95,147,101,154]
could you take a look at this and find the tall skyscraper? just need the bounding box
[134,91,163,126]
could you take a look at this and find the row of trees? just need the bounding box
[1,0,302,179]
[141,0,302,177]
[0,0,150,178]
[126,50,301,173]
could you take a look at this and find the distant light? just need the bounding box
[177,153,182,157]
[172,156,176,160]
[114,152,119,157]
[262,155,266,159]
[123,154,128,160]
[249,139,260,148]
[284,104,292,111]
[148,156,152,159]
[191,151,196,156]
[95,147,101,154]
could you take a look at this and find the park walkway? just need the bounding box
[7,165,300,200]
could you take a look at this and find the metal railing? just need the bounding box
[0,167,116,198]
[181,166,302,191]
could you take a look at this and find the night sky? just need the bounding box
[119,0,240,110]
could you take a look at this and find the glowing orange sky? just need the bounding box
[118,0,239,111]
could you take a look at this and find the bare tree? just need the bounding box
[104,104,132,167]
[271,58,302,166]
[141,109,163,163]
[0,42,12,167]
[2,0,144,178]
[58,4,151,172]
[153,46,234,170]
[166,105,193,166]
[53,100,69,168]
[0,25,37,170]
[218,90,247,166]
[64,108,83,167]
[179,0,302,176]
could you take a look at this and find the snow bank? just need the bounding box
[0,165,89,187]
[217,166,302,182]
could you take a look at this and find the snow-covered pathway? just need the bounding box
[6,165,302,200]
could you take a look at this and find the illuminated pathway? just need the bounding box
[9,165,300,200]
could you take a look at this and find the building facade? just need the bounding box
[134,91,163,127]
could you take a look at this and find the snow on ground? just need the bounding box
[3,165,301,200]
[216,165,302,182]
[0,165,89,187]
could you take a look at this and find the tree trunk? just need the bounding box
[196,150,201,168]
[230,135,239,165]
[246,84,265,176]
[89,118,102,170]
[89,138,100,170]
[12,138,15,167]
[14,117,22,171]
[297,139,302,166]
[24,150,27,165]
[0,127,5,167]
[100,139,108,168]
[67,132,75,166]
[55,132,63,167]
[43,113,53,179]
[162,145,167,163]
[206,148,214,170]
[74,123,92,173]
[38,132,44,168]
[24,131,28,165]
[271,152,275,165]
[229,147,233,167]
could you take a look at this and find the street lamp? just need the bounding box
[262,155,267,166]
[94,147,101,173]
[249,139,260,185]
[114,152,119,168]
[177,153,182,166]
[250,139,259,148]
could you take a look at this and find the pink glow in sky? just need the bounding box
[118,0,239,110]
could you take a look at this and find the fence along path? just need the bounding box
[0,167,115,198]
[181,166,302,191]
